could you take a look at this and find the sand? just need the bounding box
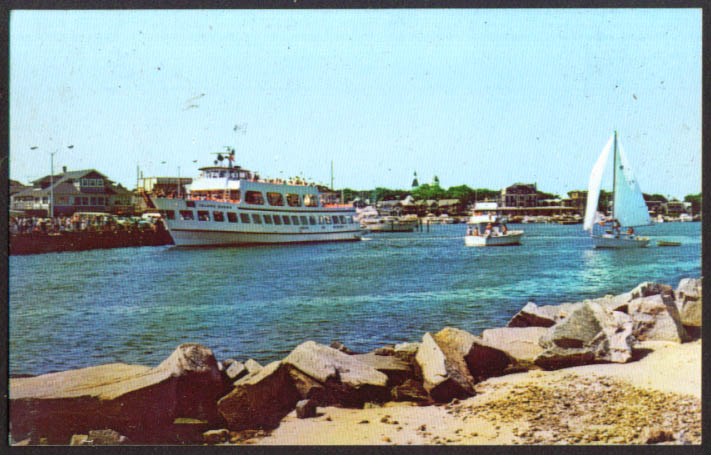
[252,339,701,445]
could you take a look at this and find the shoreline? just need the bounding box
[9,278,702,445]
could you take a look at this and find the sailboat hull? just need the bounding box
[592,235,650,248]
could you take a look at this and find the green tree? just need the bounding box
[643,193,668,203]
[411,183,447,201]
[684,193,701,214]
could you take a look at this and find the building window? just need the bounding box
[286,193,301,207]
[197,211,210,221]
[213,211,225,222]
[263,214,273,224]
[82,197,89,205]
[245,191,265,205]
[251,213,262,224]
[267,192,285,206]
[282,215,291,225]
[240,213,251,223]
[90,197,97,205]
[179,210,194,220]
[227,212,238,223]
[74,197,80,206]
[273,215,282,225]
[291,215,300,225]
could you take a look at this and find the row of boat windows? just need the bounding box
[191,190,318,207]
[161,210,354,226]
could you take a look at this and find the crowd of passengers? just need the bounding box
[10,215,158,235]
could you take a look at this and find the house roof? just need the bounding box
[32,169,111,186]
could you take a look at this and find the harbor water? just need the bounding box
[9,222,701,377]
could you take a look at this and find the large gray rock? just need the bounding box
[481,327,548,371]
[217,361,301,430]
[629,292,691,342]
[629,281,673,299]
[353,352,413,386]
[225,361,247,381]
[415,332,474,402]
[283,341,388,388]
[507,302,583,328]
[675,278,702,301]
[283,341,389,406]
[10,343,225,444]
[535,302,635,369]
[393,342,420,364]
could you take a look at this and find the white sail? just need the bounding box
[583,134,614,231]
[613,140,651,227]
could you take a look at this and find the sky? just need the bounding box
[9,9,702,199]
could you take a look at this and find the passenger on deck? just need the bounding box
[626,227,635,238]
[502,224,508,234]
[485,223,492,237]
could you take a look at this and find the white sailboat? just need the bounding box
[583,131,651,248]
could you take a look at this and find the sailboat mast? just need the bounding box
[612,130,617,221]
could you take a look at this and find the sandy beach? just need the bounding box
[254,339,701,445]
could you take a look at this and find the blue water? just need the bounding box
[9,222,701,376]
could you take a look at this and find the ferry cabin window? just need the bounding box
[304,194,319,207]
[339,215,346,224]
[291,215,300,225]
[186,200,196,207]
[179,210,194,220]
[309,216,316,225]
[332,216,340,224]
[301,216,309,225]
[286,193,301,207]
[227,212,238,223]
[213,211,225,222]
[197,211,210,221]
[267,192,285,206]
[160,210,176,220]
[229,190,241,201]
[245,191,265,205]
[263,214,273,224]
[282,215,291,225]
[322,216,331,224]
[240,213,251,223]
[273,215,282,225]
[251,213,262,224]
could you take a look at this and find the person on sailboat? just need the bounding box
[626,227,635,238]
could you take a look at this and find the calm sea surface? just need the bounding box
[9,222,701,376]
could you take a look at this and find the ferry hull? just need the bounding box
[464,231,523,247]
[168,228,361,246]
[363,222,418,233]
[592,235,650,248]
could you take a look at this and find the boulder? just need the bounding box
[393,342,420,364]
[535,302,635,369]
[507,302,583,328]
[9,343,225,444]
[244,359,263,375]
[224,361,246,380]
[675,277,702,301]
[330,341,357,355]
[416,331,475,402]
[353,352,413,386]
[679,299,701,328]
[629,292,690,342]
[284,365,336,405]
[507,302,557,328]
[481,327,548,371]
[390,379,430,403]
[295,399,317,419]
[86,429,129,445]
[202,429,230,444]
[629,281,673,300]
[217,361,301,430]
[283,341,389,406]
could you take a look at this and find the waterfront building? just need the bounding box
[564,190,587,214]
[501,183,539,208]
[10,168,134,216]
[664,199,687,217]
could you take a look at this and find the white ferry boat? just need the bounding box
[148,155,361,246]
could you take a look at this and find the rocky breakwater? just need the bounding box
[9,277,702,445]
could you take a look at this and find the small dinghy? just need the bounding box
[657,240,681,247]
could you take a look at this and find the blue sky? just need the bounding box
[10,9,701,199]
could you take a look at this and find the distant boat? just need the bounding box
[583,131,651,248]
[657,240,681,247]
[361,215,418,232]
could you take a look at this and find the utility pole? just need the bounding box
[330,160,334,191]
[50,150,55,218]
